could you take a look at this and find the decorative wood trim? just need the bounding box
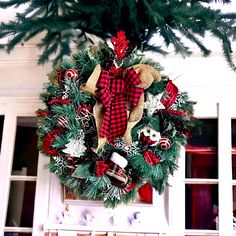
[218,102,233,235]
[4,226,32,232]
[0,105,17,233]
[44,233,161,236]
[184,178,219,184]
[43,224,163,234]
[63,185,155,207]
[184,229,219,235]
[9,175,37,181]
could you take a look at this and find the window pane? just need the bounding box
[185,184,218,230]
[187,119,218,148]
[186,152,218,179]
[186,119,218,178]
[12,117,38,176]
[5,181,36,227]
[0,115,4,152]
[233,154,236,179]
[232,119,236,147]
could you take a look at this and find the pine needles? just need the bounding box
[0,0,236,70]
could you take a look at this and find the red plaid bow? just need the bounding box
[96,67,143,142]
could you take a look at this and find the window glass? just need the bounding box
[5,181,36,227]
[11,117,38,176]
[187,119,218,148]
[186,119,218,178]
[0,115,4,152]
[232,119,236,147]
[185,184,218,230]
[186,152,218,179]
[233,186,236,230]
[185,119,218,230]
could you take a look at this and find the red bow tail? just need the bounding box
[143,150,160,166]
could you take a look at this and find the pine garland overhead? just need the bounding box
[0,0,236,70]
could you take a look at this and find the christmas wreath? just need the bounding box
[37,31,195,208]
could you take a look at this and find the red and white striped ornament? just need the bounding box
[64,68,79,80]
[158,137,171,150]
[57,116,69,128]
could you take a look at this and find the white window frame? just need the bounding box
[0,98,50,236]
[1,97,235,236]
[168,99,235,236]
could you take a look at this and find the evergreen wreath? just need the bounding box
[37,31,195,208]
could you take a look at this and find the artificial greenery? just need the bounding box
[0,0,236,70]
[37,41,195,207]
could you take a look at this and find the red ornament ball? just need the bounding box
[64,68,79,80]
[158,137,171,150]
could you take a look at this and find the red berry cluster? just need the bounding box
[111,31,129,60]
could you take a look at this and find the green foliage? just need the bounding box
[0,0,236,70]
[36,41,196,207]
[81,176,110,200]
[128,153,153,177]
[72,164,92,178]
[125,53,164,71]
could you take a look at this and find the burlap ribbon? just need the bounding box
[80,64,161,151]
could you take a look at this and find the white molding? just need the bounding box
[184,229,219,235]
[218,102,233,234]
[4,227,32,233]
[0,100,50,236]
[10,176,37,181]
[184,179,219,184]
[33,153,51,236]
[0,104,17,233]
[168,147,186,236]
[43,223,166,234]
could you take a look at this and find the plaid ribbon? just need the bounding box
[162,80,190,117]
[161,80,178,108]
[96,67,143,142]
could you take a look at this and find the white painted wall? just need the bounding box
[0,2,236,99]
[44,174,169,234]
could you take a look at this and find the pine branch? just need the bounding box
[191,0,231,3]
[159,25,192,57]
[0,0,30,8]
[214,0,231,3]
[0,0,236,70]
[178,28,211,56]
